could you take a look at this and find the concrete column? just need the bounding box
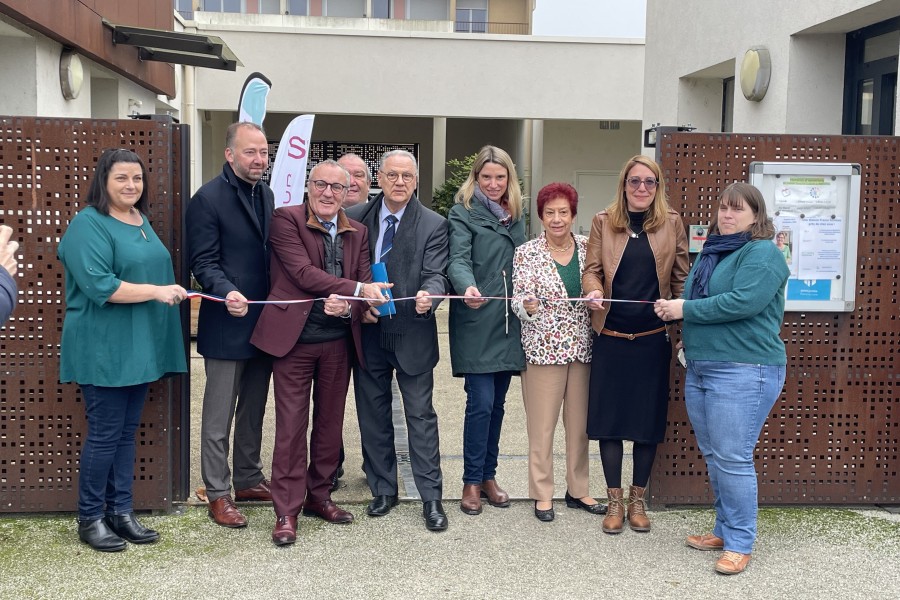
[432,116,447,191]
[529,119,544,237]
[182,64,198,195]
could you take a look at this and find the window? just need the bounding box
[372,0,390,18]
[843,18,899,135]
[287,0,308,15]
[174,0,194,18]
[324,0,365,17]
[455,0,486,32]
[409,0,448,21]
[202,0,241,12]
[722,77,734,133]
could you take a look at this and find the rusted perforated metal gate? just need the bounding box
[0,116,191,513]
[651,132,898,505]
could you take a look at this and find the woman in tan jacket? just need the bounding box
[582,155,689,534]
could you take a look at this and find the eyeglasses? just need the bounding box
[310,179,347,194]
[626,177,658,190]
[381,171,416,183]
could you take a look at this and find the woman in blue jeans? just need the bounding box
[58,149,188,552]
[447,146,527,515]
[655,182,789,575]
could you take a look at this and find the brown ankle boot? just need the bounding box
[480,479,510,508]
[601,488,624,534]
[627,485,651,532]
[460,484,483,515]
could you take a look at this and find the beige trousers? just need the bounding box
[521,361,591,502]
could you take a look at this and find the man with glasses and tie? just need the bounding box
[345,149,451,532]
[250,160,388,546]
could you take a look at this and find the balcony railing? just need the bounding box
[454,21,529,35]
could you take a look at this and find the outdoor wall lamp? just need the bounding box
[740,46,771,102]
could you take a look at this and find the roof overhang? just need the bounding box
[103,20,242,71]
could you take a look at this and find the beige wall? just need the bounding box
[191,26,644,121]
[643,0,900,149]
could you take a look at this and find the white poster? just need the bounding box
[796,218,844,280]
[270,114,316,208]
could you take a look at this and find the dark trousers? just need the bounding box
[462,372,513,484]
[354,347,443,501]
[77,383,149,521]
[271,338,350,517]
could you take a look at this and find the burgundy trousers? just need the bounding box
[270,337,350,517]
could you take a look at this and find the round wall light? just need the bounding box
[740,46,771,102]
[60,49,84,100]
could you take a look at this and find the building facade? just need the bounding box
[643,0,900,148]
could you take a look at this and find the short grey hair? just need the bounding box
[337,153,372,184]
[379,149,418,176]
[308,159,350,186]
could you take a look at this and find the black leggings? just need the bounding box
[598,440,657,489]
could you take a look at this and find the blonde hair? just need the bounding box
[454,145,523,221]
[607,155,671,232]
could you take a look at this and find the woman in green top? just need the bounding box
[655,182,789,575]
[58,149,188,552]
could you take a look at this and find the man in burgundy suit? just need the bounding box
[250,159,388,546]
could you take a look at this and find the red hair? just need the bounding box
[537,182,578,218]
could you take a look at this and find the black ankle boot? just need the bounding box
[78,519,127,552]
[105,513,160,544]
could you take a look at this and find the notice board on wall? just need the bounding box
[749,162,860,312]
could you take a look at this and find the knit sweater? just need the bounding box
[682,240,789,366]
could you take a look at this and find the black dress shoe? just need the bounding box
[565,491,607,515]
[105,513,160,544]
[534,501,555,522]
[423,500,448,531]
[366,495,399,517]
[78,519,127,552]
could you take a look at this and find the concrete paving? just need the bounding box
[2,306,898,599]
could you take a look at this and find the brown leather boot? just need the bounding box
[627,485,651,532]
[480,479,510,508]
[601,488,624,534]
[460,484,483,515]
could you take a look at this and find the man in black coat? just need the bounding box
[186,122,274,528]
[345,149,450,532]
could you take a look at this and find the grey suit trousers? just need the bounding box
[354,348,443,502]
[200,355,272,500]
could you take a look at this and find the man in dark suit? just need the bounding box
[250,159,388,546]
[186,122,274,529]
[346,149,450,532]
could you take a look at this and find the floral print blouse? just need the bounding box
[512,233,592,365]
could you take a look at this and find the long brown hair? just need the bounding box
[607,155,670,232]
[710,182,776,240]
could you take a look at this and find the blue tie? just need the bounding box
[380,215,397,262]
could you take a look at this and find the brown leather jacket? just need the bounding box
[581,208,689,334]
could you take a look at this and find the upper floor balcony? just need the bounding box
[174,0,532,35]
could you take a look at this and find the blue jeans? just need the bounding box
[462,372,513,484]
[685,360,785,554]
[77,383,150,521]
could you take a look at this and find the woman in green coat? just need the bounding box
[447,145,527,516]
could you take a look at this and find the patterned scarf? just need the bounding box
[473,186,512,229]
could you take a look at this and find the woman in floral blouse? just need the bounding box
[512,183,605,522]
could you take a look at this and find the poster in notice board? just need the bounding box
[749,162,860,312]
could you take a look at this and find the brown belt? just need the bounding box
[600,326,666,341]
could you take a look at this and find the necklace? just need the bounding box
[547,238,573,252]
[626,226,644,239]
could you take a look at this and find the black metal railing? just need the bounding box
[454,21,529,35]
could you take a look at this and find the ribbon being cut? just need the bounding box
[186,290,654,306]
